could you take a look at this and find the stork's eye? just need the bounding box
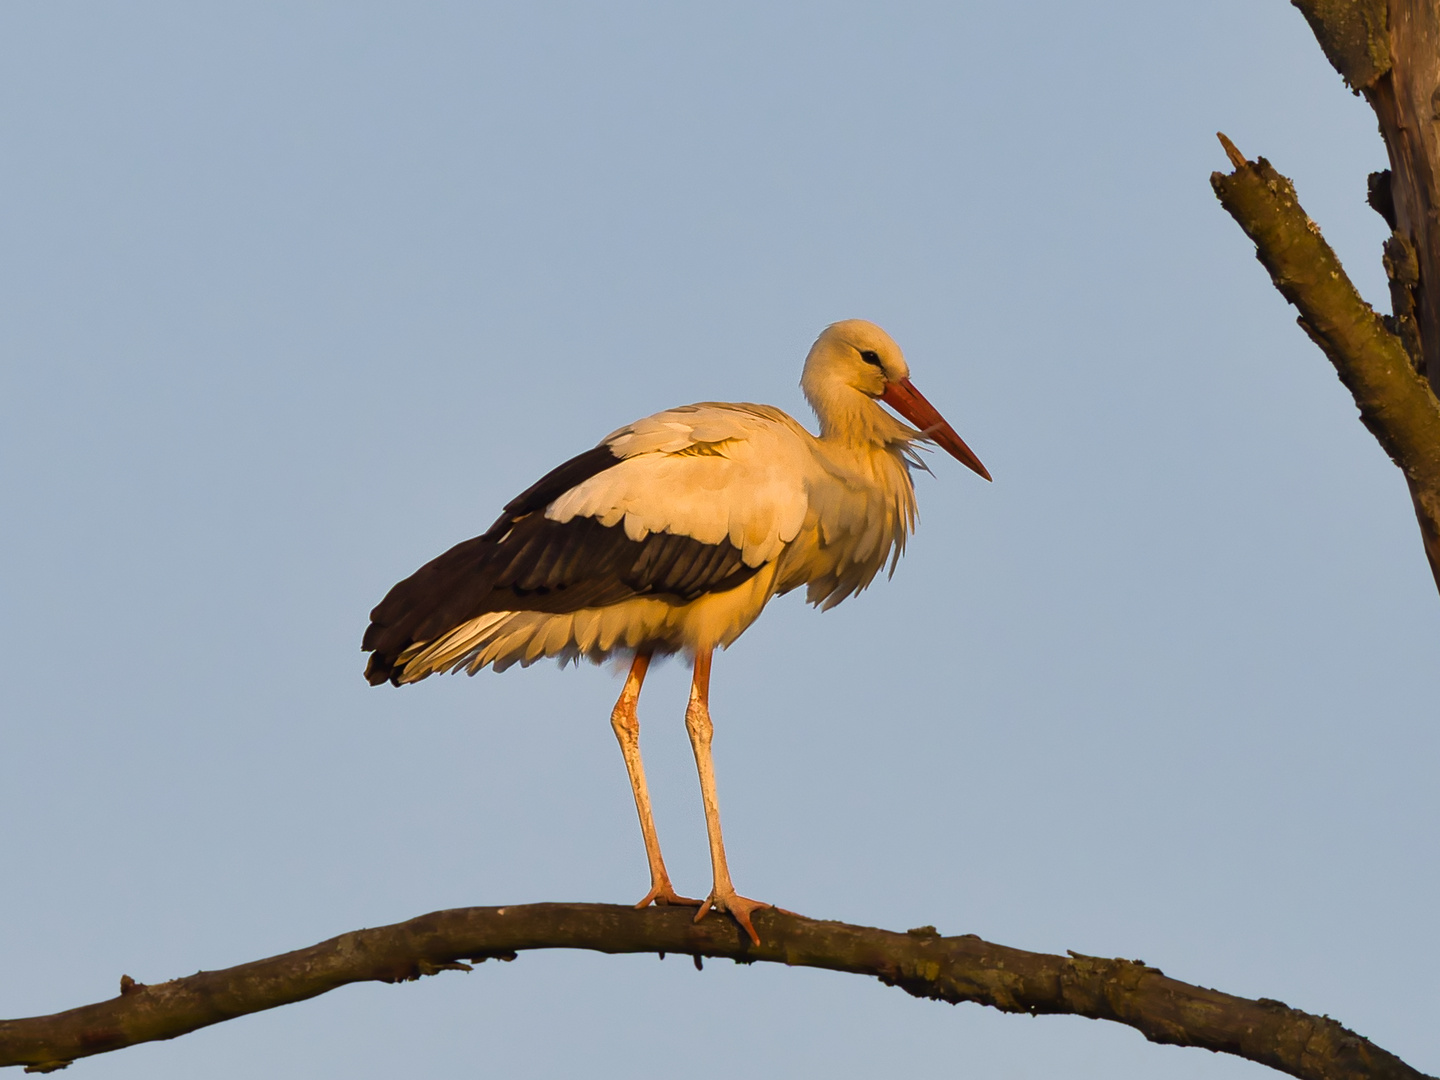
[859,350,883,367]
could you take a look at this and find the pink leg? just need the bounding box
[611,651,700,908]
[684,648,771,944]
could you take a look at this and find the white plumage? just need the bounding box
[363,319,989,943]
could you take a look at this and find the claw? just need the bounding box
[695,887,771,945]
[634,881,702,909]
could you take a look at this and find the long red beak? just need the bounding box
[880,378,992,481]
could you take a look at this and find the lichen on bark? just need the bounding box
[1290,0,1391,89]
[1212,136,1440,590]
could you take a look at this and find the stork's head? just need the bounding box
[803,319,911,396]
[801,319,991,481]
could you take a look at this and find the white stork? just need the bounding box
[363,319,989,944]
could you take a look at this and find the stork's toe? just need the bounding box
[634,881,702,909]
[695,887,771,945]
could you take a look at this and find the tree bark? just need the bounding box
[1210,2,1440,589]
[1212,131,1440,591]
[0,903,1430,1080]
[1289,0,1440,390]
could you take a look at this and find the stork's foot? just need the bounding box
[695,887,771,945]
[634,881,702,909]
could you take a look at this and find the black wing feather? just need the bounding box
[363,443,760,685]
[487,444,622,535]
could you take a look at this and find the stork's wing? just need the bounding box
[362,403,815,685]
[547,403,814,565]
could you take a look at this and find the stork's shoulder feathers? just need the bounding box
[545,402,823,567]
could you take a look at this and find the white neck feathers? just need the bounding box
[800,349,913,448]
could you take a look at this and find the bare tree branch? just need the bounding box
[1211,135,1440,590]
[0,903,1430,1079]
[1212,3,1440,588]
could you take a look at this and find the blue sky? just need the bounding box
[1,3,1435,1078]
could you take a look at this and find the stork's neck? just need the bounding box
[802,376,914,450]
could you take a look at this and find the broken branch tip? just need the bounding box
[1216,132,1248,170]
